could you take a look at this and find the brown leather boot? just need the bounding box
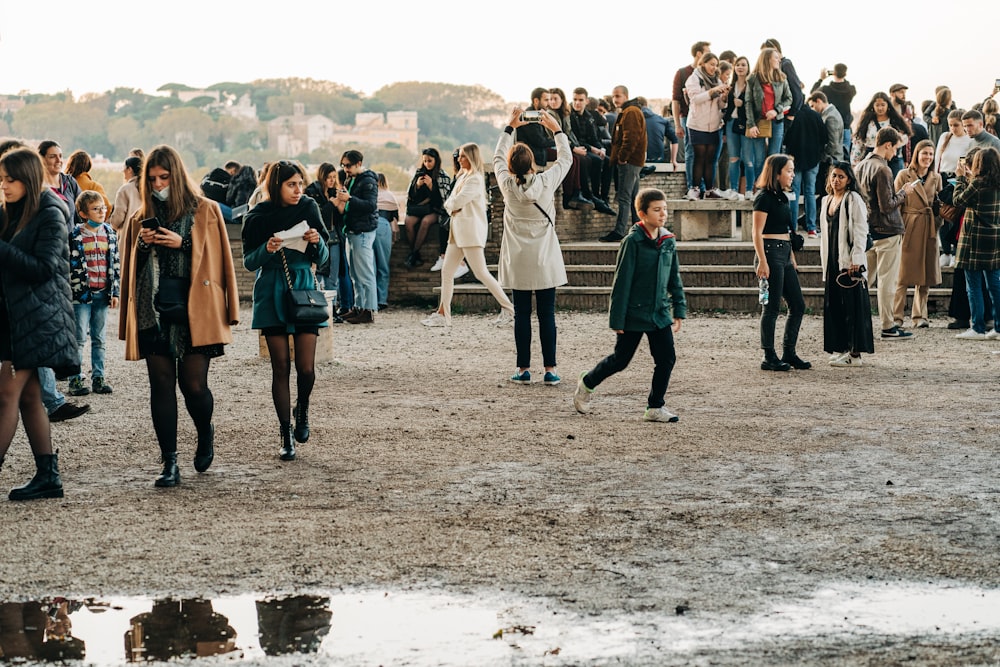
[348,309,374,324]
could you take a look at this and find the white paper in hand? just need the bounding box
[276,221,311,254]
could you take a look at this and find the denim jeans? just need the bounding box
[512,288,556,369]
[768,119,786,156]
[584,327,676,409]
[748,136,767,188]
[760,239,805,351]
[726,119,755,192]
[73,293,109,379]
[842,128,852,162]
[681,116,694,189]
[38,367,66,414]
[614,164,641,236]
[965,269,1000,333]
[346,230,377,310]
[374,216,393,306]
[790,163,819,232]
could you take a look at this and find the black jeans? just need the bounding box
[584,327,676,409]
[760,239,805,352]
[512,288,556,369]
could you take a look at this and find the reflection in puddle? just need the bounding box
[0,584,997,665]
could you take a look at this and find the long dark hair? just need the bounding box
[856,92,910,139]
[418,147,441,180]
[825,161,859,195]
[263,160,307,204]
[755,153,793,193]
[972,147,1000,190]
[0,148,45,236]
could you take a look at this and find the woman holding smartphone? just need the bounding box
[120,145,239,488]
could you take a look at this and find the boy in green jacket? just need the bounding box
[574,188,686,421]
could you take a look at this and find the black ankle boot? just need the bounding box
[9,452,64,500]
[279,422,296,461]
[155,452,180,487]
[781,348,812,370]
[760,349,791,372]
[293,402,310,443]
[194,424,215,473]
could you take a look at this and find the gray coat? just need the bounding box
[0,189,78,372]
[494,129,570,291]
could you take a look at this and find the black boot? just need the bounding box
[293,401,310,443]
[781,347,812,370]
[9,452,64,500]
[279,422,296,461]
[194,424,215,473]
[760,349,791,372]
[155,452,180,487]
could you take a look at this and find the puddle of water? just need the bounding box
[0,584,997,665]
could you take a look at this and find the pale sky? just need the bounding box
[4,0,998,115]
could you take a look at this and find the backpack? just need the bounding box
[201,168,231,203]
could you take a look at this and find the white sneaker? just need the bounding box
[949,256,956,268]
[429,256,445,271]
[956,328,987,340]
[421,312,449,327]
[573,372,594,413]
[939,254,950,268]
[643,406,679,422]
[830,353,862,367]
[986,329,1000,340]
[493,307,514,326]
[685,188,701,201]
[454,263,469,279]
[719,189,740,200]
[829,351,848,363]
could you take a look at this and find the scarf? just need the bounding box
[241,198,316,251]
[696,66,720,91]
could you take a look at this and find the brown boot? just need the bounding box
[348,309,374,324]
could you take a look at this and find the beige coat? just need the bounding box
[819,190,870,276]
[444,171,487,248]
[118,198,240,360]
[494,130,569,291]
[108,178,141,232]
[894,168,942,286]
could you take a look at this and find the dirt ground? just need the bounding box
[1,306,999,665]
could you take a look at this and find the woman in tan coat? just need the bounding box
[119,145,239,488]
[893,139,942,328]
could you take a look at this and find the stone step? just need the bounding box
[442,283,954,314]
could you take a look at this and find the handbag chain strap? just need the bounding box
[279,249,319,291]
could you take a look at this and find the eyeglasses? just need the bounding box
[89,206,108,212]
[340,163,354,169]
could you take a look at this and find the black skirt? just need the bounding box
[823,214,875,354]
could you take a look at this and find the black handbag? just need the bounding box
[154,276,190,325]
[281,250,329,326]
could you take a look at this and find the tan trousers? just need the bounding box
[438,244,513,324]
[893,283,929,326]
[866,235,902,331]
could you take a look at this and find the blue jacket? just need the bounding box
[608,223,687,331]
[342,169,379,234]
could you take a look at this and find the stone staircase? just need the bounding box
[446,239,955,314]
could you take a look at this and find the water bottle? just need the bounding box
[758,278,769,306]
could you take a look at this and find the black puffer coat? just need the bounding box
[0,189,78,373]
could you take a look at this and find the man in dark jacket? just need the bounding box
[571,87,615,215]
[784,103,826,235]
[514,88,556,168]
[856,127,918,339]
[811,63,857,156]
[336,150,379,324]
[601,86,646,242]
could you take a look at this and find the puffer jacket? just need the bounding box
[0,189,78,372]
[342,169,379,234]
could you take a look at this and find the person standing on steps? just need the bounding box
[752,154,810,371]
[600,85,646,243]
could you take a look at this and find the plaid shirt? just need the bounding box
[954,177,1000,270]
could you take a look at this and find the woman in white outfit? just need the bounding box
[494,108,570,385]
[422,143,514,327]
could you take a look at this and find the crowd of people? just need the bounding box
[2,37,999,497]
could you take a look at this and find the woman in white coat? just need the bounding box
[494,108,570,385]
[819,161,875,366]
[421,143,514,327]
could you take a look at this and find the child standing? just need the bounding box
[68,191,120,396]
[574,188,686,421]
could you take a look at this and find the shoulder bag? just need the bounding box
[281,250,329,325]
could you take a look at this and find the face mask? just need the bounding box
[152,187,170,201]
[85,218,102,228]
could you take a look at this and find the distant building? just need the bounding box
[220,93,258,121]
[0,96,25,114]
[268,106,420,157]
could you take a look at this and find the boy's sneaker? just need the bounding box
[573,372,594,413]
[643,406,679,422]
[881,326,914,340]
[955,328,987,340]
[510,370,531,384]
[91,377,113,394]
[68,376,91,396]
[543,371,561,386]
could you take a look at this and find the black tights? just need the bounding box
[265,333,317,424]
[692,143,717,191]
[145,353,214,455]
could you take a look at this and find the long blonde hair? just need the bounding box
[752,48,786,86]
[458,143,484,174]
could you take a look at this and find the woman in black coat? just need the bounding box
[0,147,79,501]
